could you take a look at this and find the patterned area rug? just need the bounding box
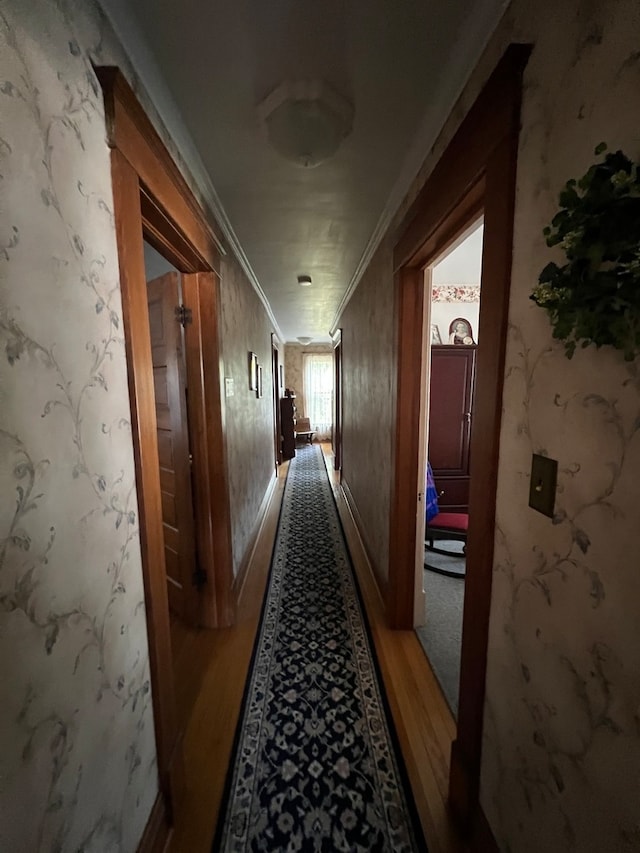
[214,444,426,852]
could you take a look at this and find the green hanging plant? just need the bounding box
[530,143,640,360]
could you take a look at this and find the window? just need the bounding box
[302,353,333,440]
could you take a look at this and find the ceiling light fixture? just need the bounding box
[258,79,354,169]
[297,274,312,287]
[297,336,312,346]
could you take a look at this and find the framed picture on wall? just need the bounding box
[248,351,258,390]
[257,364,263,398]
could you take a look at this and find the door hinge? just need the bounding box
[192,565,207,588]
[175,304,193,326]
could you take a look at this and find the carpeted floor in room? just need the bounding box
[416,545,465,716]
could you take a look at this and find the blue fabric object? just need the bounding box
[426,462,439,522]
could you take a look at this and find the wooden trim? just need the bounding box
[389,42,531,831]
[136,793,172,853]
[332,330,343,473]
[181,274,225,627]
[451,116,524,828]
[187,272,236,627]
[98,66,237,831]
[110,148,179,810]
[234,471,279,607]
[140,188,214,275]
[341,477,385,601]
[96,67,224,268]
[272,334,283,468]
[388,266,426,628]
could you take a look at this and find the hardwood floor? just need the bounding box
[167,444,465,853]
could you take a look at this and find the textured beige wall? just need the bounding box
[220,252,278,577]
[338,0,640,849]
[339,236,396,588]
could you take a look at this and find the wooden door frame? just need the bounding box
[332,329,343,473]
[271,334,283,467]
[388,44,531,831]
[97,67,235,832]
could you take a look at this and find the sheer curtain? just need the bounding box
[302,353,333,441]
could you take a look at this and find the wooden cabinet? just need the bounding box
[428,345,476,512]
[280,396,296,460]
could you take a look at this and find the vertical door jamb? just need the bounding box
[110,148,182,817]
[99,66,235,836]
[332,329,343,474]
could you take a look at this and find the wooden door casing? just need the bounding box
[389,44,531,835]
[147,271,197,622]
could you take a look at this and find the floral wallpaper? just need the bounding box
[0,1,158,849]
[479,1,640,850]
[431,285,480,302]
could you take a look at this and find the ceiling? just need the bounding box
[101,0,508,343]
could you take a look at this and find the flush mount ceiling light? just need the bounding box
[258,79,354,169]
[297,274,312,286]
[297,336,312,345]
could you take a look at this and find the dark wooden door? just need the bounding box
[147,272,197,622]
[428,345,476,511]
[272,340,282,467]
[333,339,343,472]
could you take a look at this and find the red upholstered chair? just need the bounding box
[426,511,468,557]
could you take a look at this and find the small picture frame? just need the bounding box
[257,364,263,398]
[448,317,475,346]
[248,352,258,390]
[431,324,442,344]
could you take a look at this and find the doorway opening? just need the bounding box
[143,241,199,632]
[416,218,484,718]
[97,65,236,839]
[387,44,530,833]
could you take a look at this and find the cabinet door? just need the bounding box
[428,346,475,477]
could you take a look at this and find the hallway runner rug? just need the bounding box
[214,444,427,852]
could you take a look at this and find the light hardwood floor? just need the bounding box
[168,444,465,853]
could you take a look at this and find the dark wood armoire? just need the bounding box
[280,396,297,460]
[428,345,477,513]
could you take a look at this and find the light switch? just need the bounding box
[529,453,557,518]
[225,377,234,397]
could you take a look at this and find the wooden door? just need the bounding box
[428,345,476,512]
[272,340,282,467]
[333,337,343,472]
[147,271,197,622]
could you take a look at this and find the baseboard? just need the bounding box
[136,792,172,853]
[339,477,385,606]
[234,471,279,607]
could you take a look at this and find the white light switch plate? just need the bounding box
[225,377,234,397]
